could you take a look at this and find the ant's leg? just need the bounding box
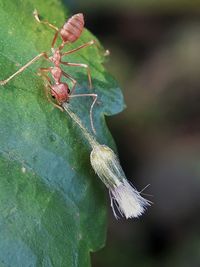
[37,70,53,104]
[0,52,49,86]
[51,31,59,48]
[69,93,97,134]
[61,40,110,57]
[61,61,92,89]
[38,68,51,83]
[58,41,68,51]
[46,84,64,112]
[62,71,77,95]
[33,9,59,48]
[62,40,97,56]
[33,9,59,31]
[38,67,51,76]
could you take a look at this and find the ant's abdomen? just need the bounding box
[60,13,84,43]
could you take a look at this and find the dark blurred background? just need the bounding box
[66,1,200,266]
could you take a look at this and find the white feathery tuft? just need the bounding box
[90,144,151,219]
[110,179,150,219]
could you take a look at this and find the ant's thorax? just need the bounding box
[50,48,62,67]
[51,66,62,84]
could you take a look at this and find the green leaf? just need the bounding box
[0,0,124,266]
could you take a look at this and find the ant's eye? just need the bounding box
[68,89,70,94]
[52,95,55,99]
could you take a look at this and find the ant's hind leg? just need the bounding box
[51,31,59,48]
[33,9,59,48]
[33,9,59,31]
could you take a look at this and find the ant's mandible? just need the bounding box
[0,10,98,133]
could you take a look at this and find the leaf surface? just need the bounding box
[0,0,124,266]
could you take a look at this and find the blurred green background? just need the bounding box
[67,1,200,266]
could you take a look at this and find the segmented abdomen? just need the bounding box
[60,13,84,43]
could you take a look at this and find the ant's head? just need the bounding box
[50,48,61,66]
[51,83,70,103]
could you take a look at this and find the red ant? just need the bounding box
[0,10,98,133]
